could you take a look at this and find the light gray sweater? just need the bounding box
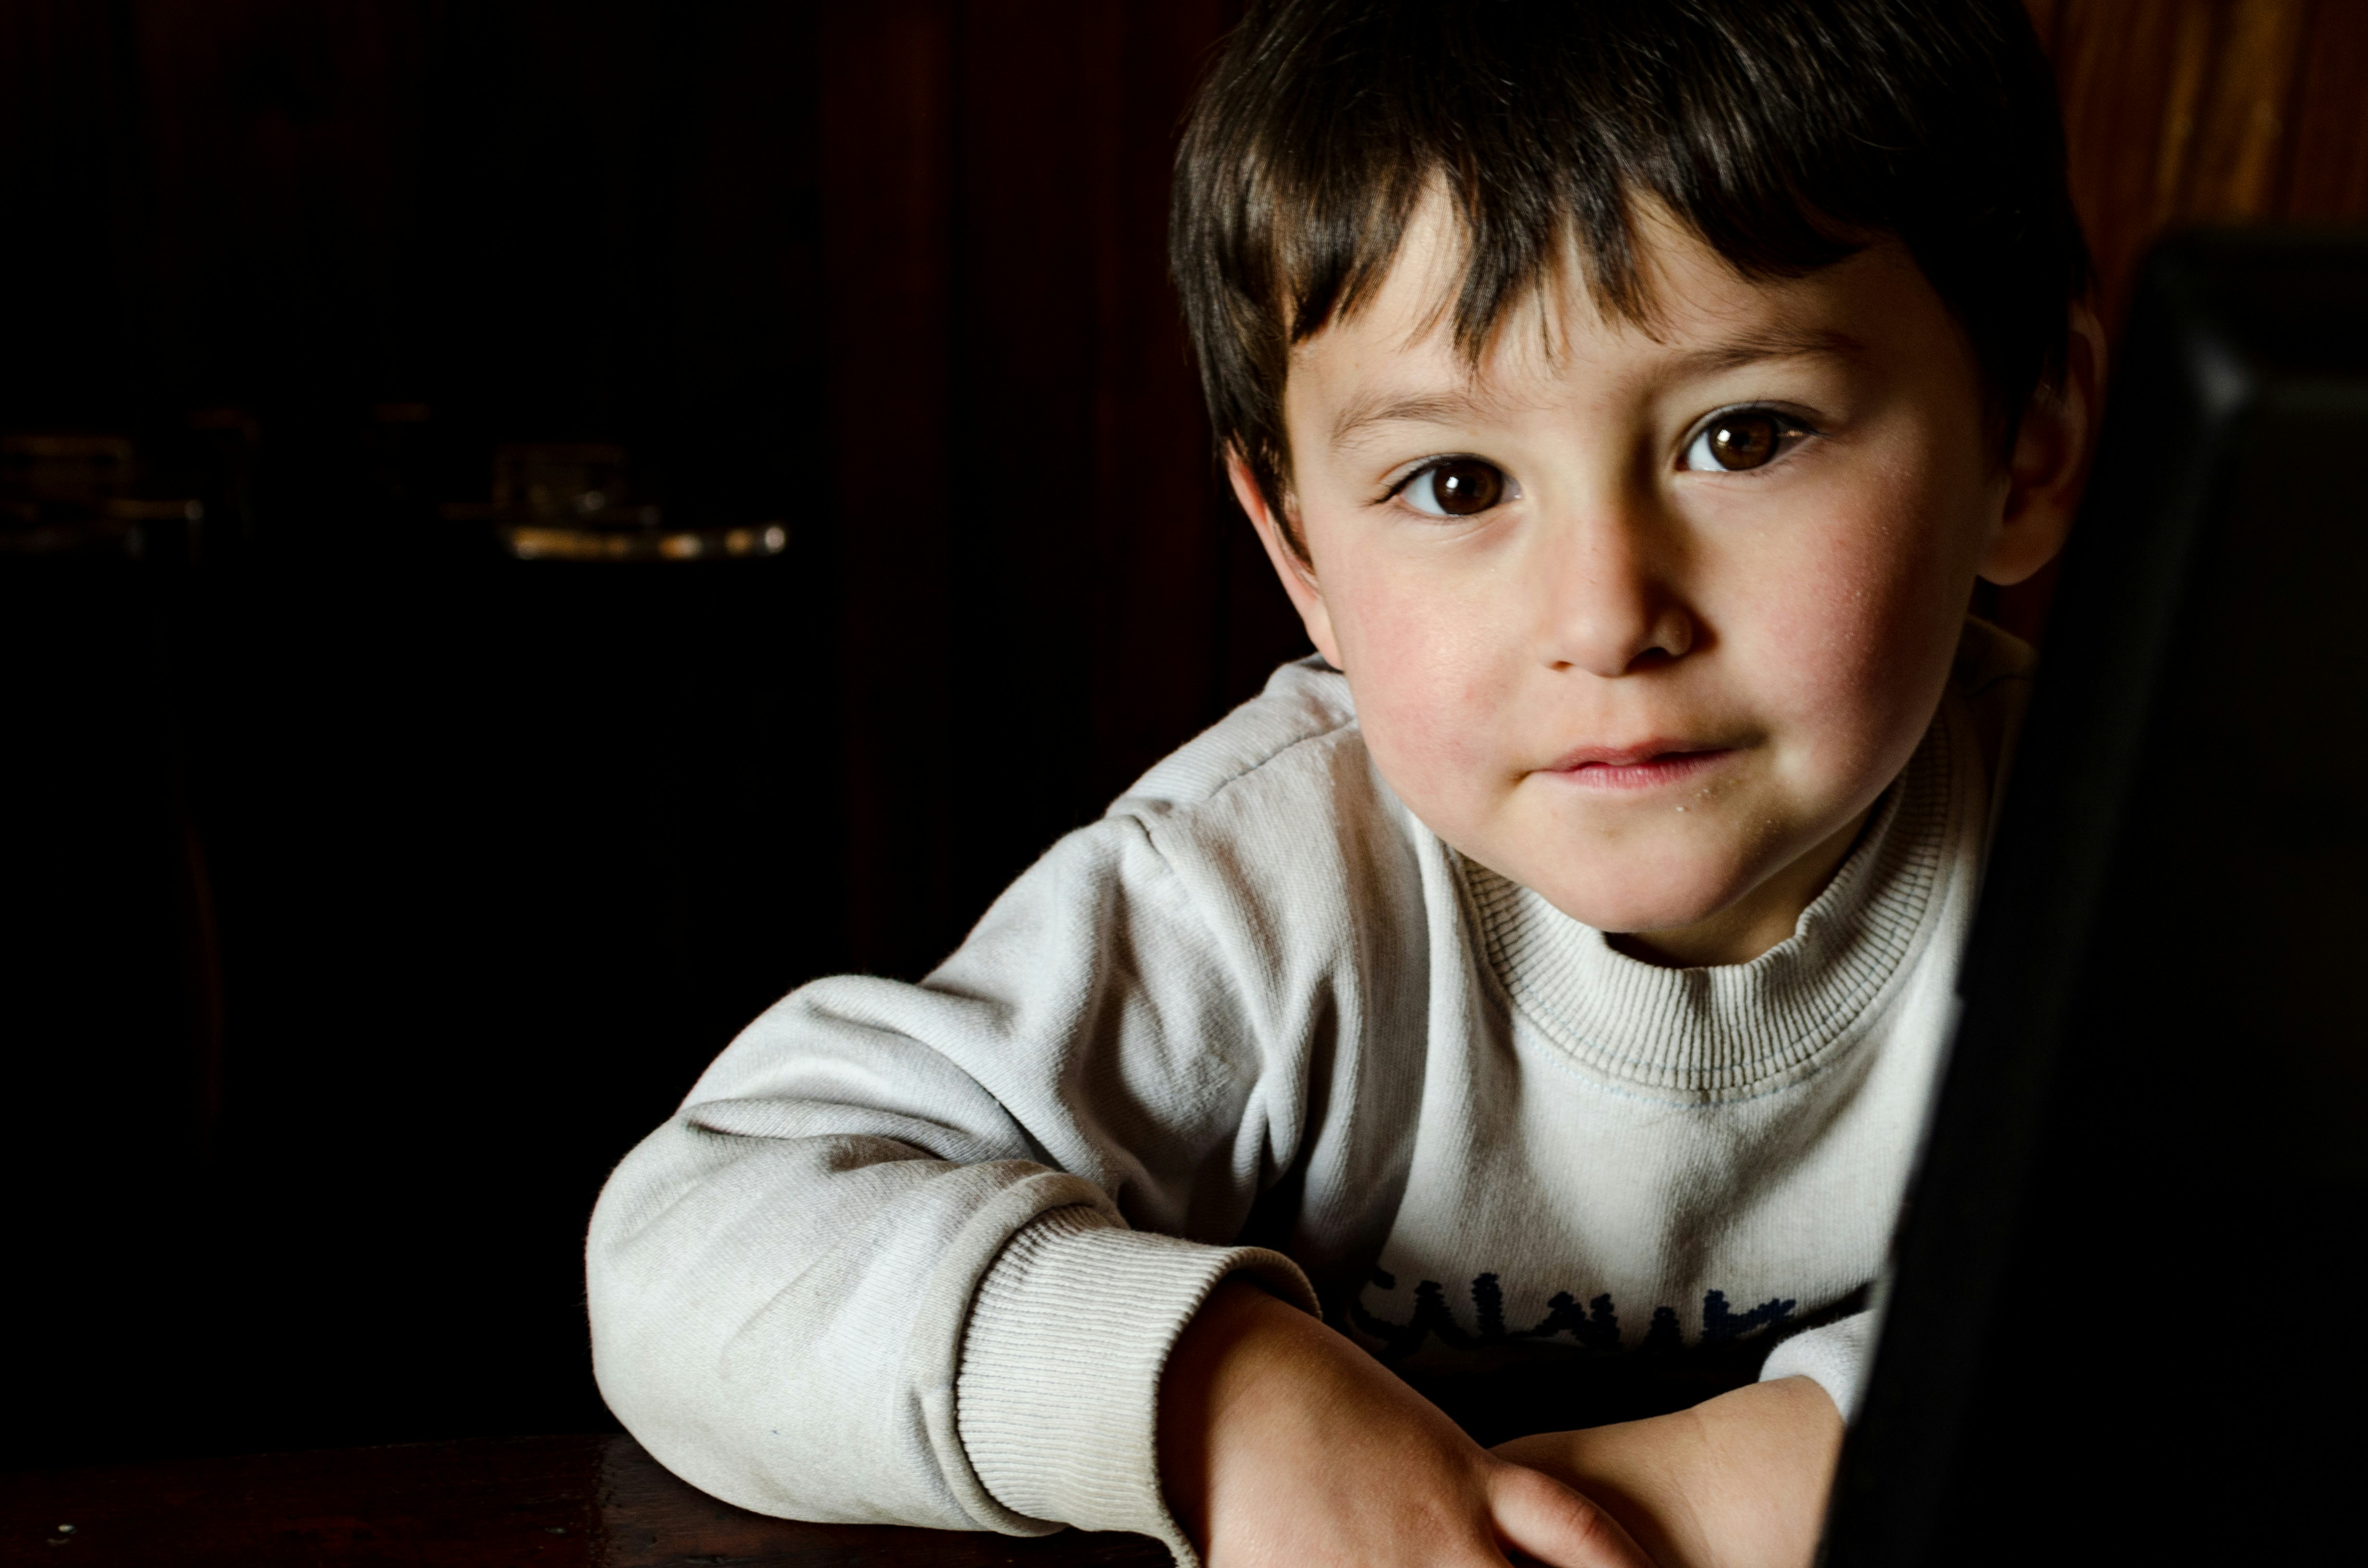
[587,621,2032,1565]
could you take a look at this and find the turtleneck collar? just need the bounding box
[1457,697,1976,1102]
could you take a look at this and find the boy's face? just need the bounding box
[1239,204,2085,965]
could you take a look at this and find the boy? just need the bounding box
[587,2,2100,1565]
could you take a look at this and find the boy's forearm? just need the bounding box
[1492,1376,1843,1568]
[1155,1275,1300,1538]
[1158,1279,1658,1568]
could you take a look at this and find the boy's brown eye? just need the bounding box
[1402,458,1507,517]
[1685,410,1790,472]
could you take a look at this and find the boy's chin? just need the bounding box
[1454,811,1821,954]
[1517,842,1844,966]
[1524,870,1752,942]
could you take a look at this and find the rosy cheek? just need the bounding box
[1752,492,1964,778]
[1338,588,1508,803]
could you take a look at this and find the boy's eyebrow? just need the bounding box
[1325,329,1867,451]
[1674,326,1868,374]
[1327,390,1504,452]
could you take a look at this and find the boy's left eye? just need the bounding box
[1679,407,1813,472]
[1396,458,1512,517]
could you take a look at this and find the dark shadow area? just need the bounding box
[1,0,1304,1470]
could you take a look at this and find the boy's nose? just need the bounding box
[1536,512,1694,679]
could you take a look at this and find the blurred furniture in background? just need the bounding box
[0,434,205,561]
[442,442,790,561]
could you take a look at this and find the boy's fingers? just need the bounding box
[1487,1462,1658,1568]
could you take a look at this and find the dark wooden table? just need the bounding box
[0,1434,1169,1567]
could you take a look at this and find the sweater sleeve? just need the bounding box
[586,798,1352,1549]
[1758,1310,1876,1421]
[956,1208,1316,1557]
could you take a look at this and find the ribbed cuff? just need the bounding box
[1759,1310,1875,1422]
[954,1206,1317,1566]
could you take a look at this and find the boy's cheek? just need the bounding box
[1720,505,1967,728]
[1336,645,1546,866]
[1351,669,1512,824]
[1330,583,1517,763]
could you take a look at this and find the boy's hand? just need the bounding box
[1159,1279,1655,1568]
[1491,1376,1843,1568]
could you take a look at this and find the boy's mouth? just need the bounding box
[1542,741,1733,792]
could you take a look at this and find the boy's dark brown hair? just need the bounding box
[1172,0,2093,548]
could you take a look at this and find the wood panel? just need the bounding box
[2284,0,2368,216]
[2003,0,2368,641]
[820,0,1304,977]
[819,0,959,977]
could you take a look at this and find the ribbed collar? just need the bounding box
[1459,702,1970,1102]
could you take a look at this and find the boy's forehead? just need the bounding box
[1292,203,1887,449]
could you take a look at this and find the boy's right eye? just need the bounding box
[1396,458,1510,517]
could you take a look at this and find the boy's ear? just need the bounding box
[1981,301,2108,587]
[1227,448,1345,669]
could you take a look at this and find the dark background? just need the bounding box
[2,0,1299,1472]
[3,0,2363,1473]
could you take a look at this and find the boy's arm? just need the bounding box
[1161,1279,1658,1568]
[585,808,1354,1556]
[1492,1377,1844,1568]
[1487,1313,1868,1567]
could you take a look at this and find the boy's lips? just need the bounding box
[1540,740,1734,792]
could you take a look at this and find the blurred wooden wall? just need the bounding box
[0,2,1311,1465]
[816,0,1308,981]
[2035,0,2368,319]
[2002,0,2368,638]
